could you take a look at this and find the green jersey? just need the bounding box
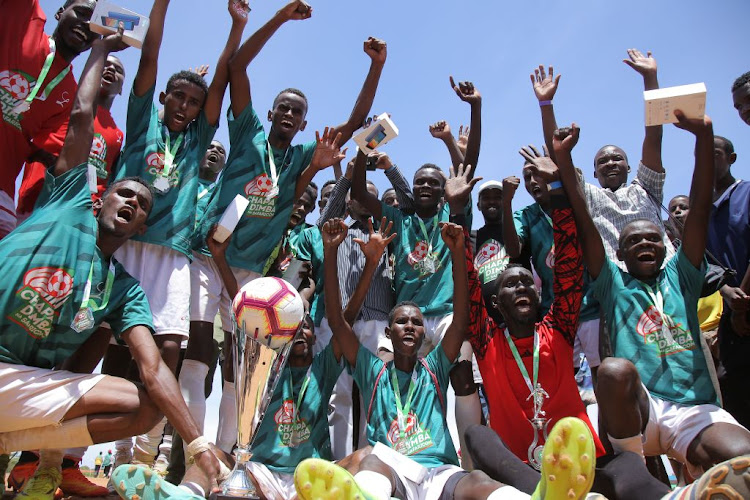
[294,226,324,326]
[593,249,717,405]
[383,202,471,317]
[351,344,458,468]
[250,344,342,474]
[195,178,215,225]
[0,165,153,368]
[113,86,217,257]
[193,105,315,272]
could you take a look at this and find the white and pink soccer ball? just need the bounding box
[231,277,305,351]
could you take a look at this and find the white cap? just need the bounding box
[478,180,503,195]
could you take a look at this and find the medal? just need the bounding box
[71,258,116,333]
[87,164,98,194]
[416,215,440,275]
[154,129,184,193]
[153,175,170,193]
[71,307,95,333]
[422,252,438,274]
[265,185,279,199]
[12,101,31,115]
[265,141,289,200]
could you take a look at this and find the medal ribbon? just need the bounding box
[416,214,439,253]
[390,365,418,440]
[642,282,675,343]
[197,186,210,201]
[161,131,184,178]
[80,258,116,313]
[503,329,540,397]
[288,366,312,423]
[23,38,72,108]
[266,141,290,190]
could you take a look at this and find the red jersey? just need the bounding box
[466,200,605,461]
[18,107,123,213]
[0,0,78,198]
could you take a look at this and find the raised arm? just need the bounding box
[294,127,346,200]
[328,38,387,144]
[133,0,169,97]
[624,49,663,173]
[228,0,311,116]
[673,111,714,267]
[429,120,464,168]
[378,153,415,213]
[55,30,126,177]
[344,218,396,325]
[501,175,522,258]
[203,0,249,126]
[322,219,361,366]
[437,222,469,362]
[351,149,382,219]
[449,77,482,175]
[530,65,561,164]
[549,125,606,279]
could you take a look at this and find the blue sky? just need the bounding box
[36,0,750,467]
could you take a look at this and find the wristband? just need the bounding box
[539,100,553,107]
[186,435,211,464]
[548,180,563,190]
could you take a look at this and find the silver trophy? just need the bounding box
[219,278,304,499]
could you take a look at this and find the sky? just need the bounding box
[34,0,750,468]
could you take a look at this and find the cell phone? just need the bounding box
[366,157,377,171]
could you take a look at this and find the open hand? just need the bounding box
[311,127,347,170]
[279,0,312,21]
[623,48,657,78]
[531,65,560,102]
[440,222,465,253]
[519,145,560,183]
[322,218,348,249]
[364,37,387,64]
[229,0,250,22]
[673,110,712,136]
[457,125,470,153]
[444,163,482,208]
[502,176,520,200]
[429,121,452,141]
[189,64,210,78]
[354,217,396,263]
[450,76,481,105]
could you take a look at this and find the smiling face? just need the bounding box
[100,55,125,98]
[268,92,308,143]
[289,191,315,229]
[493,266,539,326]
[593,146,630,190]
[733,82,750,126]
[54,0,99,58]
[386,304,425,357]
[522,163,550,206]
[159,80,206,133]
[616,220,666,280]
[96,180,152,239]
[199,140,227,180]
[478,187,503,224]
[290,318,315,359]
[412,167,444,211]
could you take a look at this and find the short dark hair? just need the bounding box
[381,187,396,202]
[388,301,421,326]
[103,177,155,215]
[166,70,208,100]
[731,71,750,93]
[365,180,379,198]
[322,179,338,190]
[414,163,446,186]
[309,181,318,191]
[714,135,735,156]
[617,218,655,248]
[304,185,317,199]
[274,88,308,109]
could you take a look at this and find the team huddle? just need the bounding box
[2,0,750,499]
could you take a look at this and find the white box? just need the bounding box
[353,113,399,154]
[213,195,250,243]
[644,83,706,126]
[90,1,150,49]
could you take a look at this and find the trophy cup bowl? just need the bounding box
[218,277,305,499]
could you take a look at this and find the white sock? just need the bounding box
[216,381,237,454]
[63,447,87,461]
[487,485,531,499]
[134,416,167,465]
[179,360,210,433]
[156,433,172,462]
[352,470,392,500]
[608,434,645,458]
[0,417,93,454]
[179,482,206,497]
[38,449,65,471]
[455,392,482,470]
[114,438,133,466]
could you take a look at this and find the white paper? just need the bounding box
[90,1,150,49]
[644,83,706,126]
[353,113,399,154]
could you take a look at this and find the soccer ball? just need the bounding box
[232,277,305,351]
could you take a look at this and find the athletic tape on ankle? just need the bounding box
[186,436,211,464]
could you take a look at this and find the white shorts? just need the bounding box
[643,388,745,477]
[0,362,104,432]
[189,252,260,331]
[377,456,465,500]
[245,461,296,500]
[574,318,601,368]
[114,239,191,337]
[0,189,16,239]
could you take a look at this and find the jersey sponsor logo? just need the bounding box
[274,399,311,447]
[0,69,35,130]
[146,152,179,188]
[475,239,509,283]
[243,174,276,219]
[386,411,434,456]
[8,267,75,339]
[89,133,108,179]
[407,240,441,276]
[635,305,696,357]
